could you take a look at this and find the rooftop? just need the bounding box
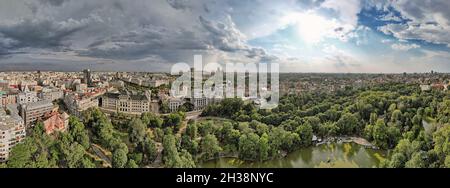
[0,108,23,131]
[104,92,149,101]
[23,100,53,110]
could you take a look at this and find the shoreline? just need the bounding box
[199,136,380,166]
[315,136,379,150]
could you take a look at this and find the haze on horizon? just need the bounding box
[0,0,449,73]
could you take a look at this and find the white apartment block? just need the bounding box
[0,108,26,162]
[18,91,39,104]
[64,93,98,118]
[39,87,64,101]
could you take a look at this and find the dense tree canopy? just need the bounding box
[195,83,449,167]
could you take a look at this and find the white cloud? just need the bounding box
[391,43,420,51]
[379,0,450,46]
[381,39,391,43]
[378,12,403,22]
[320,0,361,27]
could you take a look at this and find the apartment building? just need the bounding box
[0,108,26,162]
[0,91,18,107]
[39,87,64,101]
[17,87,39,105]
[64,93,98,118]
[20,100,54,127]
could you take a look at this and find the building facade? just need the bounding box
[20,100,54,127]
[101,91,158,114]
[1,92,17,107]
[43,111,69,135]
[64,93,98,118]
[83,69,93,86]
[0,108,26,162]
[39,87,64,101]
[146,79,169,87]
[18,91,39,104]
[191,97,210,111]
[168,97,185,112]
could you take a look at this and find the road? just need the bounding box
[176,111,202,137]
[185,111,202,120]
[91,144,112,166]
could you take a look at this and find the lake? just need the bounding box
[199,143,387,168]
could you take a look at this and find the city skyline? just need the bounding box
[0,0,449,73]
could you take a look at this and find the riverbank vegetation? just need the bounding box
[201,83,449,167]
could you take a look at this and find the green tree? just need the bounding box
[369,113,378,125]
[296,123,313,146]
[178,149,196,168]
[432,125,450,166]
[372,119,389,149]
[80,157,96,168]
[34,151,50,168]
[445,156,450,168]
[386,153,407,168]
[7,138,38,168]
[259,133,270,161]
[153,127,164,142]
[160,101,170,114]
[181,135,199,155]
[391,110,403,125]
[112,148,128,168]
[185,123,198,139]
[144,139,158,163]
[129,118,147,145]
[141,113,163,127]
[69,117,90,149]
[405,151,428,168]
[238,133,260,161]
[162,134,180,167]
[336,113,358,135]
[164,113,183,129]
[126,159,139,168]
[64,143,86,168]
[318,122,339,137]
[201,134,222,160]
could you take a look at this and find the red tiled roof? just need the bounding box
[43,113,68,135]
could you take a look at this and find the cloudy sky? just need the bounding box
[0,0,449,72]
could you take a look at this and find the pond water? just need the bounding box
[199,143,387,168]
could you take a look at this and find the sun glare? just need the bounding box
[282,12,338,44]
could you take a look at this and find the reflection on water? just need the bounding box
[199,143,387,168]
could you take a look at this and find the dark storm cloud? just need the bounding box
[166,0,190,10]
[0,0,283,66]
[39,0,70,6]
[0,18,91,51]
[80,25,211,60]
